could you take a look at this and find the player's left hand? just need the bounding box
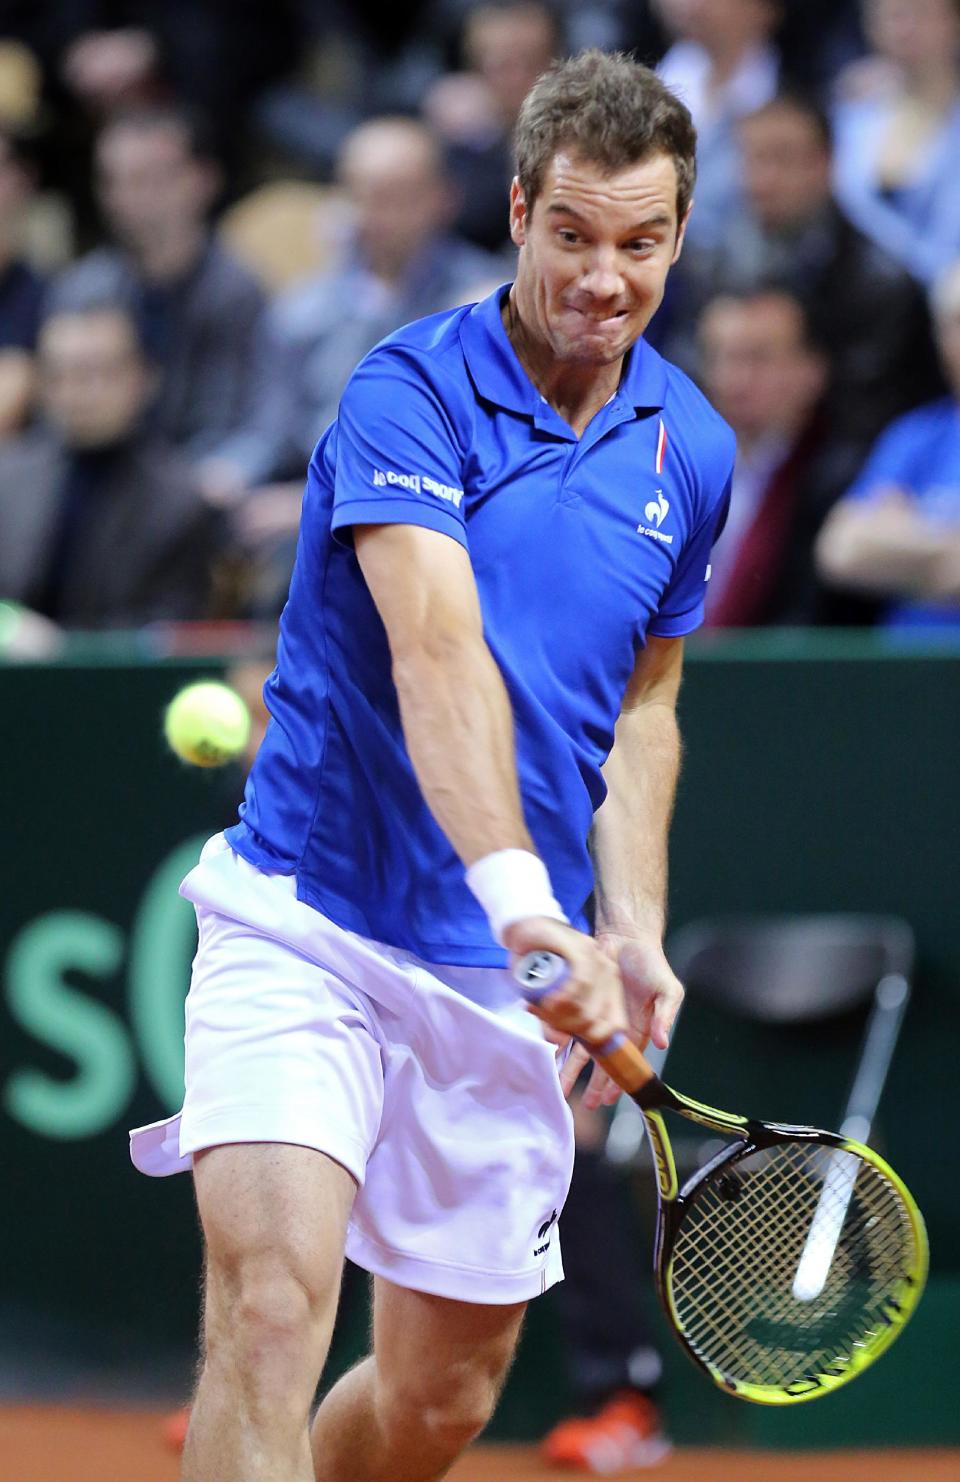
[563,931,684,1107]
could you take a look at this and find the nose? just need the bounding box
[578,246,626,306]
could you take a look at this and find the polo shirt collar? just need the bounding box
[460,283,668,417]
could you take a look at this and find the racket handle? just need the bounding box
[512,951,657,1096]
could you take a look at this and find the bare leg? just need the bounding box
[182,1143,356,1482]
[310,1277,525,1481]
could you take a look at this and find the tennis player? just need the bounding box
[130,49,734,1481]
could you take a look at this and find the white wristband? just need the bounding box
[465,849,568,945]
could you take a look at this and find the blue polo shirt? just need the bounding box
[226,286,734,965]
[844,398,960,630]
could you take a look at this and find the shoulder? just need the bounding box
[268,271,344,337]
[47,248,132,309]
[196,240,266,311]
[123,438,202,503]
[881,398,957,443]
[341,304,478,434]
[0,427,58,486]
[659,356,737,484]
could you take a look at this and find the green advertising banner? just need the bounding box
[1,634,958,1443]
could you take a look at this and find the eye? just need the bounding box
[626,239,656,255]
[557,228,580,244]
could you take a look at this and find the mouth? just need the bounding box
[565,306,630,333]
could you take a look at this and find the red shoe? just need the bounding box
[161,1405,191,1453]
[541,1391,671,1473]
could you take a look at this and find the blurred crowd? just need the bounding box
[2,0,960,637]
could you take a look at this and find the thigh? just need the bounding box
[178,904,387,1184]
[372,1275,526,1403]
[195,1142,357,1326]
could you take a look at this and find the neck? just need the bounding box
[707,34,760,88]
[133,223,206,283]
[364,247,417,288]
[901,59,958,111]
[503,289,623,437]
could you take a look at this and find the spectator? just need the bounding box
[698,288,864,626]
[655,0,782,246]
[0,126,45,437]
[423,0,562,251]
[49,104,267,481]
[832,0,960,284]
[815,260,960,630]
[666,92,942,447]
[0,300,224,628]
[218,115,499,498]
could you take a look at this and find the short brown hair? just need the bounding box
[513,50,697,225]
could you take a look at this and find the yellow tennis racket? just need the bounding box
[514,950,928,1405]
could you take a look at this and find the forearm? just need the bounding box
[591,701,681,939]
[392,637,534,866]
[817,505,958,597]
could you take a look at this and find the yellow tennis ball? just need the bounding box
[164,681,251,768]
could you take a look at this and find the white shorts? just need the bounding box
[129,835,574,1304]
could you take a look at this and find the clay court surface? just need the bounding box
[1,1408,957,1482]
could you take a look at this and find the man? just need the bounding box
[219,115,499,494]
[655,0,782,246]
[666,92,942,448]
[424,0,564,252]
[129,50,733,1480]
[815,259,960,631]
[0,299,224,627]
[697,287,863,626]
[49,105,266,480]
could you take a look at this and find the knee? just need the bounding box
[378,1362,502,1454]
[204,1252,331,1394]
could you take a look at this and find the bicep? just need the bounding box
[354,523,485,662]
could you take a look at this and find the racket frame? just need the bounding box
[634,1074,929,1404]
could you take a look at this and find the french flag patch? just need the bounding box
[655,418,667,474]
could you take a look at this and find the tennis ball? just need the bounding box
[164,681,251,768]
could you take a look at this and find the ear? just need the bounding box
[671,204,693,266]
[508,176,528,249]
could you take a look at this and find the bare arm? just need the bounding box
[354,521,627,1049]
[592,634,684,940]
[816,488,960,603]
[573,634,686,1105]
[354,522,533,864]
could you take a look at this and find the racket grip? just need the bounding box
[512,951,657,1096]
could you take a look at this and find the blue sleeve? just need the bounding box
[844,417,923,503]
[331,344,470,548]
[648,478,732,636]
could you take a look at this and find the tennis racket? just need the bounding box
[514,950,928,1405]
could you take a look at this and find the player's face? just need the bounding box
[509,151,688,367]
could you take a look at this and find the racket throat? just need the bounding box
[641,1108,679,1201]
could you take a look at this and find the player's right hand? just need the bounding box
[503,917,629,1052]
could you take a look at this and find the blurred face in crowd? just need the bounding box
[863,0,960,70]
[699,293,827,444]
[338,120,452,279]
[654,0,779,53]
[96,119,217,252]
[740,103,832,232]
[39,310,153,449]
[465,3,559,125]
[510,149,688,367]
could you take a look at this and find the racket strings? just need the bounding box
[669,1142,916,1390]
